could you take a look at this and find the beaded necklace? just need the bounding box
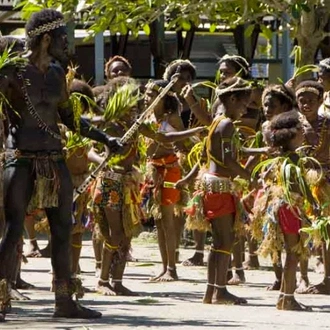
[17,68,62,141]
[303,116,327,156]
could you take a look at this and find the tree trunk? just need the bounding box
[295,6,330,66]
[149,16,165,78]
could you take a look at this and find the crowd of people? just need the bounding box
[0,7,330,322]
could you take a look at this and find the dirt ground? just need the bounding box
[1,236,330,330]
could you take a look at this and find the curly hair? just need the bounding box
[104,55,132,80]
[146,79,181,114]
[99,76,139,109]
[25,9,64,50]
[266,110,301,148]
[216,77,252,103]
[262,84,295,109]
[70,79,94,109]
[295,80,324,99]
[218,54,251,79]
[163,59,196,81]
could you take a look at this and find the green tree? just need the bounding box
[15,0,330,66]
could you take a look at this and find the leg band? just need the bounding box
[71,243,82,249]
[98,278,109,284]
[211,248,231,255]
[105,242,119,251]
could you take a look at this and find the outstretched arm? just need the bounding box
[140,124,205,143]
[175,163,200,189]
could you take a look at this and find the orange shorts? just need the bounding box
[150,154,181,206]
[156,166,181,205]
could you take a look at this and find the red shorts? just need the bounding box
[278,204,301,234]
[204,192,236,220]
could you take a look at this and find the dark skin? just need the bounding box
[92,59,132,273]
[0,38,35,299]
[0,25,119,320]
[219,61,239,81]
[181,61,246,269]
[107,61,131,80]
[140,87,205,282]
[318,69,330,92]
[249,93,292,291]
[203,94,250,305]
[92,111,140,297]
[296,90,330,294]
[273,134,314,311]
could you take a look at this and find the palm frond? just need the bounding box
[0,45,27,70]
[301,215,330,248]
[252,156,281,178]
[69,92,97,132]
[65,131,90,157]
[291,45,319,78]
[103,83,140,123]
[191,81,217,90]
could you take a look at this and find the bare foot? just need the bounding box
[10,288,30,301]
[149,269,166,282]
[203,284,215,304]
[280,296,312,311]
[182,253,204,266]
[227,271,246,285]
[295,276,310,294]
[305,279,330,294]
[267,280,282,291]
[96,281,117,296]
[154,268,178,282]
[213,287,247,305]
[112,282,139,296]
[276,295,283,310]
[40,244,51,258]
[16,278,35,290]
[243,256,260,270]
[53,299,102,319]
